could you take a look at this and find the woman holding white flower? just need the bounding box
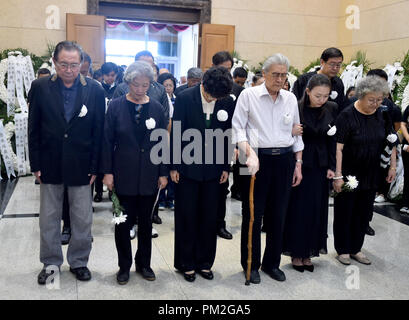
[283,74,338,272]
[100,61,168,285]
[333,76,397,266]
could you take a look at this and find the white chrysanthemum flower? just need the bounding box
[345,175,359,189]
[327,125,337,136]
[112,213,127,225]
[146,118,156,129]
[330,91,338,100]
[387,133,398,143]
[217,110,228,122]
[79,105,88,117]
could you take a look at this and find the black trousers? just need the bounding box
[174,175,220,272]
[333,189,376,255]
[115,194,156,271]
[216,179,230,230]
[62,187,70,227]
[230,162,241,196]
[402,151,409,207]
[240,153,294,271]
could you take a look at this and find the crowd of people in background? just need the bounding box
[29,41,408,287]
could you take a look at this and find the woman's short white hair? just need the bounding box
[262,53,290,72]
[124,61,154,84]
[355,76,390,100]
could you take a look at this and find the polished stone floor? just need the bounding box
[0,176,408,300]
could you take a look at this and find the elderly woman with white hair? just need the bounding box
[333,76,397,266]
[232,53,304,283]
[100,61,168,285]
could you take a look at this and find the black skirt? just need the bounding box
[283,166,329,258]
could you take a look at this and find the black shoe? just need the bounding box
[261,267,286,281]
[61,227,71,245]
[93,192,102,202]
[70,267,92,281]
[244,270,261,284]
[34,179,40,185]
[108,191,113,201]
[152,215,162,225]
[292,264,304,272]
[197,270,214,280]
[37,267,59,285]
[303,264,314,272]
[183,272,196,282]
[116,269,130,285]
[135,265,156,281]
[366,225,375,236]
[218,227,233,240]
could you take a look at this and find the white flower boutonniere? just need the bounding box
[387,133,398,143]
[146,118,156,130]
[230,94,236,101]
[217,110,228,122]
[327,125,337,136]
[79,105,88,117]
[330,91,338,100]
[283,113,292,125]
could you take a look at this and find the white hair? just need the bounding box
[262,53,290,72]
[124,61,154,84]
[355,76,390,100]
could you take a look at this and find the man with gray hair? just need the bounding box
[174,67,203,96]
[232,53,304,283]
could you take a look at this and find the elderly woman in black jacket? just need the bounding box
[101,61,168,285]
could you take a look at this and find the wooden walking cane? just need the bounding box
[245,175,256,285]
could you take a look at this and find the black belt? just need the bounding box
[258,147,293,155]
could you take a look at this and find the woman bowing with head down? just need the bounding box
[333,76,397,266]
[283,74,338,273]
[100,61,168,285]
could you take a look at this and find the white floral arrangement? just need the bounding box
[3,121,18,171]
[340,61,364,94]
[384,62,404,92]
[0,58,8,104]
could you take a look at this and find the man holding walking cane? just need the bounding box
[232,54,304,284]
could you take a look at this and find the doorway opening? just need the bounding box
[105,19,199,82]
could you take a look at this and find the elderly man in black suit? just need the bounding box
[28,41,105,285]
[101,61,168,285]
[174,67,203,96]
[170,67,235,282]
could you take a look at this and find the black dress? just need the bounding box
[283,101,337,258]
[333,104,391,255]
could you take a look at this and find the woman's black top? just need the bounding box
[299,101,337,171]
[335,104,390,190]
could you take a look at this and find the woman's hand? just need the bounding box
[292,163,302,187]
[386,168,396,183]
[292,124,303,136]
[158,176,168,189]
[333,179,344,193]
[170,170,179,183]
[327,169,335,179]
[103,174,114,191]
[220,171,229,184]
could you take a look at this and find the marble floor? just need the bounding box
[0,176,408,300]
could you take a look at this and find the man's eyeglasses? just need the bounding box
[55,62,81,70]
[271,73,288,79]
[326,63,342,69]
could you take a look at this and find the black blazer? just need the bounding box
[28,74,105,186]
[100,95,168,196]
[170,85,235,182]
[299,101,338,171]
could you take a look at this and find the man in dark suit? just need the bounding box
[28,41,105,285]
[292,47,346,112]
[212,51,245,240]
[174,67,203,96]
[170,67,235,282]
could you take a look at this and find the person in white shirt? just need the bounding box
[232,53,304,283]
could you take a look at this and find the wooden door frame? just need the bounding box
[87,0,211,23]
